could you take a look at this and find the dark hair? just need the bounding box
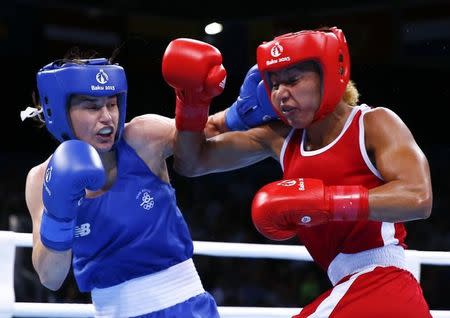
[63,45,123,65]
[64,46,99,60]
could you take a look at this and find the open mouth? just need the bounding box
[280,105,296,115]
[97,127,114,139]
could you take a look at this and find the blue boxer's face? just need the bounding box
[69,94,119,153]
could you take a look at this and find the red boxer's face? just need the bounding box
[268,62,321,129]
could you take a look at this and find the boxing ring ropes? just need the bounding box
[1,231,450,318]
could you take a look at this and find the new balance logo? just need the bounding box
[75,223,91,237]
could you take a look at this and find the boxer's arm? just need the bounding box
[363,107,432,222]
[204,109,228,138]
[174,122,284,177]
[125,114,176,159]
[25,163,72,291]
[251,178,369,240]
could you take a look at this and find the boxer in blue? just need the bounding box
[23,45,225,317]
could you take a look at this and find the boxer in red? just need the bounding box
[168,27,433,317]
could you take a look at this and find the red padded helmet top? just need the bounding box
[257,27,350,123]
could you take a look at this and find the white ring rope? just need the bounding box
[2,231,450,318]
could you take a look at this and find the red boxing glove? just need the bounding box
[251,178,369,241]
[162,38,227,131]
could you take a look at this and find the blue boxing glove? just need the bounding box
[225,64,278,130]
[40,140,106,251]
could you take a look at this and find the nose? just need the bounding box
[276,84,290,106]
[99,105,113,122]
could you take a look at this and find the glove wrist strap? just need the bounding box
[328,185,369,221]
[175,97,209,131]
[40,209,75,251]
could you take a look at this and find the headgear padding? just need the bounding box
[37,58,128,143]
[257,27,350,122]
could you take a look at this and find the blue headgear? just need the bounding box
[36,58,128,143]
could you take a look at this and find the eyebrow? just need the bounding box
[74,95,97,102]
[74,95,117,102]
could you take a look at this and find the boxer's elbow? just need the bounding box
[173,157,209,177]
[416,191,433,220]
[173,157,197,177]
[406,185,433,220]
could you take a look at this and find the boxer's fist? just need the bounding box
[162,38,227,131]
[40,140,105,251]
[225,64,278,130]
[251,178,369,240]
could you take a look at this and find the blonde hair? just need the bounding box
[343,80,359,106]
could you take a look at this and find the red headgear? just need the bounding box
[256,27,350,123]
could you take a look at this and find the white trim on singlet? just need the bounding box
[280,128,296,172]
[358,105,399,246]
[358,104,383,180]
[280,106,361,170]
[382,222,399,246]
[306,266,377,318]
[300,106,360,157]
